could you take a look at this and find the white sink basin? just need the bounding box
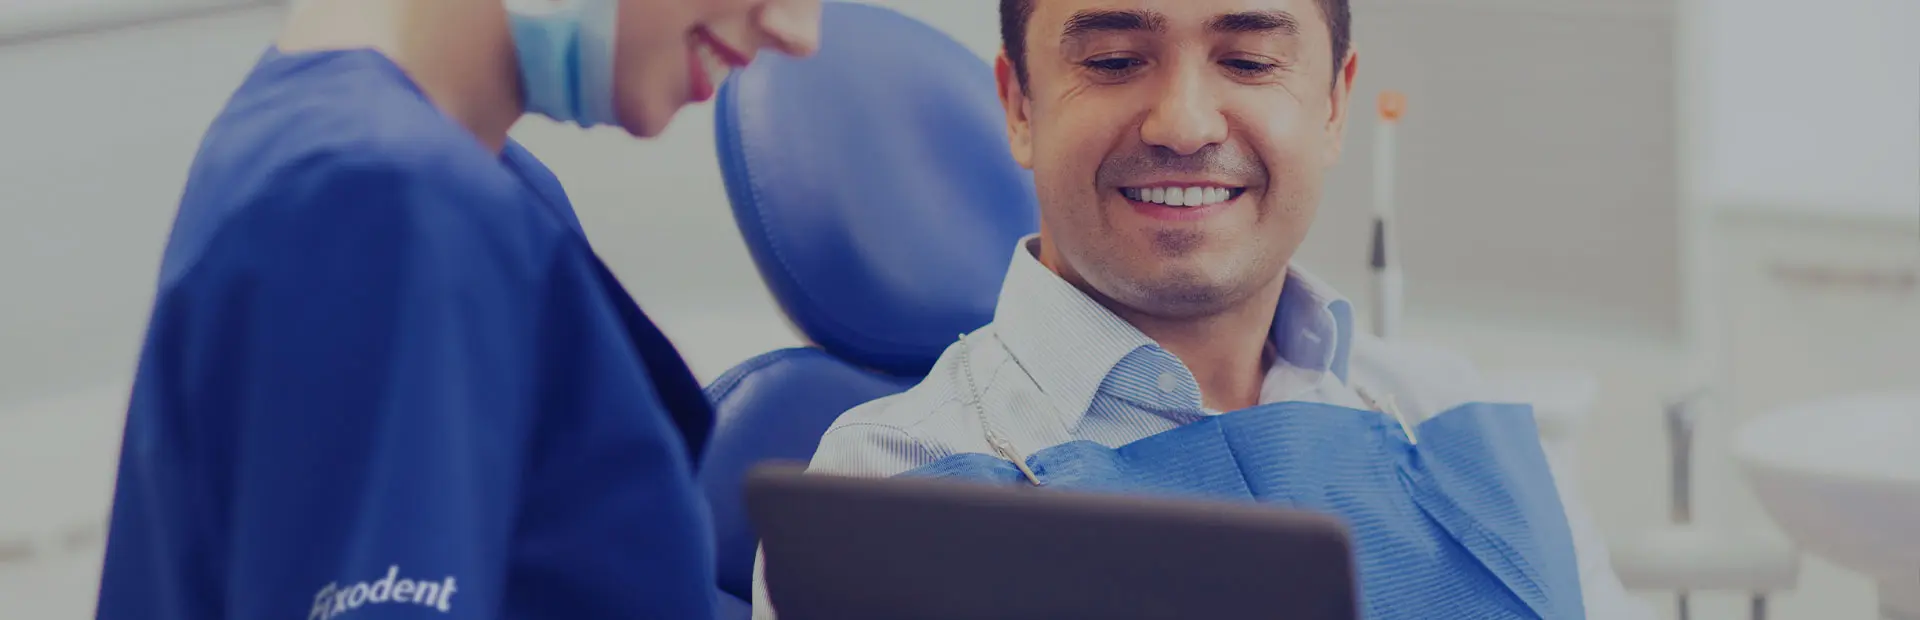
[1734,390,1920,617]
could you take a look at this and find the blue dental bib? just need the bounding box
[903,401,1586,619]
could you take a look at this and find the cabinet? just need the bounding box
[1718,210,1918,415]
[1699,208,1919,524]
[1691,208,1917,619]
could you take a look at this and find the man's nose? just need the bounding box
[1139,66,1228,156]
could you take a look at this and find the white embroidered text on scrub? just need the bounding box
[310,565,457,619]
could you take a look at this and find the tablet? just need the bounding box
[745,463,1359,620]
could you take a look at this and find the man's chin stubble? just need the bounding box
[1150,229,1206,257]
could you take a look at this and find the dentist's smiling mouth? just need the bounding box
[687,28,751,103]
[694,28,752,66]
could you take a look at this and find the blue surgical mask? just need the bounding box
[506,0,622,128]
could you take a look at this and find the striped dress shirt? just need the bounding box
[752,234,1649,620]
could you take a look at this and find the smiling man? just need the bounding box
[750,0,1650,617]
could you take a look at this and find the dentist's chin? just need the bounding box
[685,50,717,103]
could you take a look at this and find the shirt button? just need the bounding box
[1156,372,1181,393]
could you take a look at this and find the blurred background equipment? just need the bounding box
[1369,89,1405,342]
[1610,390,1800,620]
[1734,391,1920,620]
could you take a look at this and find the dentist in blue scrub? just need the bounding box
[93,1,818,619]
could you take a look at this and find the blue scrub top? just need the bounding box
[96,48,717,620]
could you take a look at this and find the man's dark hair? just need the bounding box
[999,0,1351,90]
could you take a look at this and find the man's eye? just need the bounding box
[1221,59,1281,76]
[1083,58,1145,75]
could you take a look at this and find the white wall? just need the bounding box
[0,8,283,411]
[1692,0,1918,219]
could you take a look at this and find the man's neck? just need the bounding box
[1039,241,1286,413]
[275,0,525,153]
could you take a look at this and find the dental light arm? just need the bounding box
[1370,91,1406,341]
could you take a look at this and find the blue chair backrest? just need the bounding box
[699,1,1039,605]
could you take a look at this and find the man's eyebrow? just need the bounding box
[1060,9,1167,43]
[1208,10,1299,35]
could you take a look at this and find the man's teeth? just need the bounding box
[1122,187,1234,207]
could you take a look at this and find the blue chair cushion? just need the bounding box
[702,2,1043,607]
[698,348,917,599]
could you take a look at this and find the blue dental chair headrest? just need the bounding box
[701,2,1039,609]
[713,2,1039,377]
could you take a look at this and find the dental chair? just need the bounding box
[696,3,1039,616]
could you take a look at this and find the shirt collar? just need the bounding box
[988,234,1355,426]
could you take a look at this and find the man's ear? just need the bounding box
[996,52,1035,170]
[1323,48,1360,164]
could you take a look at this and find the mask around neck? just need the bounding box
[505,0,621,128]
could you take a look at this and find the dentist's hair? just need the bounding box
[999,0,1352,92]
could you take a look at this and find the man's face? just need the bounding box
[998,0,1357,319]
